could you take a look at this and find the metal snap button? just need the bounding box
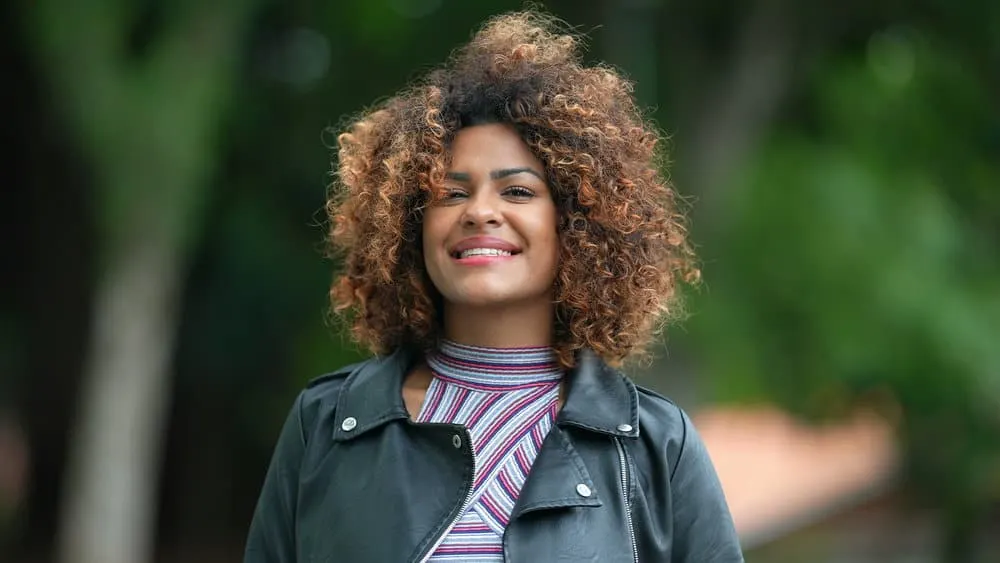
[617,423,633,433]
[452,434,462,449]
[341,417,358,431]
[576,483,592,498]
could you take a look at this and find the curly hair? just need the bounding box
[327,10,699,369]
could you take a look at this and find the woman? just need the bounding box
[245,10,743,563]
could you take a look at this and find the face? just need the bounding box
[422,123,559,310]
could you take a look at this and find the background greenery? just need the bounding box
[2,0,997,561]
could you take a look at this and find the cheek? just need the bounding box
[531,208,560,271]
[421,211,445,254]
[420,219,441,281]
[421,210,458,293]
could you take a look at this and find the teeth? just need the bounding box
[458,248,512,259]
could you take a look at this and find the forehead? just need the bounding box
[448,123,542,170]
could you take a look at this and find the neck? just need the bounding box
[442,300,554,348]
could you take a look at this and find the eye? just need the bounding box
[502,185,535,200]
[437,188,468,203]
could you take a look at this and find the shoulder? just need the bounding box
[301,358,368,402]
[633,383,684,423]
[633,382,744,559]
[633,382,688,437]
[630,381,699,476]
[294,357,378,437]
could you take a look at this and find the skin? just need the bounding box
[405,123,560,418]
[422,122,559,347]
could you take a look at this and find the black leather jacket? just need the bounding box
[244,347,744,562]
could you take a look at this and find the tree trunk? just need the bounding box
[679,0,795,220]
[26,3,259,561]
[57,234,183,563]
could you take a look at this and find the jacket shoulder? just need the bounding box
[631,383,696,475]
[634,384,686,434]
[296,357,377,439]
[306,358,370,388]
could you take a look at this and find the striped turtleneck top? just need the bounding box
[416,340,563,562]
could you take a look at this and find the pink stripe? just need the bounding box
[497,467,520,500]
[530,423,547,450]
[475,405,552,488]
[439,355,558,373]
[442,387,470,421]
[479,492,509,527]
[477,385,552,446]
[466,393,505,433]
[452,524,492,533]
[514,447,532,475]
[435,547,503,554]
[418,384,447,422]
[435,373,553,392]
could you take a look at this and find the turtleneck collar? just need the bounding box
[426,339,563,391]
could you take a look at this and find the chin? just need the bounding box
[445,279,536,307]
[451,290,518,308]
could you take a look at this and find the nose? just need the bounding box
[461,192,503,228]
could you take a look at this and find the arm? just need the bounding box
[670,409,745,562]
[244,392,306,563]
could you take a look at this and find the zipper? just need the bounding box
[615,438,639,563]
[416,427,478,563]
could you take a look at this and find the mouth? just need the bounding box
[451,247,520,260]
[449,237,522,263]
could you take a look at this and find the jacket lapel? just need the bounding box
[512,350,639,518]
[511,425,603,518]
[557,349,640,438]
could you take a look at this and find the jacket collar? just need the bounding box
[332,345,640,442]
[556,348,640,438]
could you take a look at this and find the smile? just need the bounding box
[449,236,522,262]
[456,248,513,259]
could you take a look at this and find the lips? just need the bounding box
[450,236,521,259]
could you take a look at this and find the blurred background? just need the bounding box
[2,0,998,562]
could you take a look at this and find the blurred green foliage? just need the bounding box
[5,0,998,561]
[690,25,999,560]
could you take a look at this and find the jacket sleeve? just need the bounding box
[244,392,306,563]
[670,409,745,562]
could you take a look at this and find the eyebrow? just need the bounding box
[491,167,544,181]
[444,171,471,182]
[444,167,545,182]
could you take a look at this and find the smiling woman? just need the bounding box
[245,9,744,563]
[423,123,559,344]
[324,11,699,370]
